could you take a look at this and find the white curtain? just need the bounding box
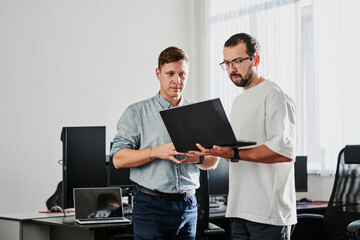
[204,0,360,174]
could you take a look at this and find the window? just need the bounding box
[204,0,360,174]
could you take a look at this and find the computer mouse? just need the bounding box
[299,197,312,203]
[50,205,63,212]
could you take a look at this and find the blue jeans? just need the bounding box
[232,218,291,240]
[133,191,198,240]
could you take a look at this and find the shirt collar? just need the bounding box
[156,91,185,109]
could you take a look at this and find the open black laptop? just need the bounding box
[73,187,131,225]
[160,98,256,153]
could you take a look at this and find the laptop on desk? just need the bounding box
[73,187,131,225]
[160,98,256,153]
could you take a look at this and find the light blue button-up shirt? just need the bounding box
[110,92,200,193]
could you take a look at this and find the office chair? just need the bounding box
[347,219,360,240]
[291,145,360,240]
[46,181,63,210]
[196,170,225,240]
[324,145,360,240]
[291,213,328,240]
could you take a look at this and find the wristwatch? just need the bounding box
[195,155,204,164]
[231,148,240,162]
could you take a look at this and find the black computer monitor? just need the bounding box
[61,126,107,209]
[108,156,135,188]
[107,142,135,197]
[208,159,229,196]
[294,156,308,192]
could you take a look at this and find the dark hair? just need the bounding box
[224,33,260,56]
[158,46,189,70]
[96,193,119,209]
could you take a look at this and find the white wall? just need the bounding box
[296,174,334,201]
[0,0,201,213]
[0,0,333,214]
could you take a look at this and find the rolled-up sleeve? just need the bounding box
[110,106,140,156]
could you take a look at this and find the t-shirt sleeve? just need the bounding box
[264,91,297,159]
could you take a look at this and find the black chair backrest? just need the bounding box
[196,170,210,239]
[46,181,63,209]
[325,145,360,240]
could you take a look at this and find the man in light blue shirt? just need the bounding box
[110,46,218,240]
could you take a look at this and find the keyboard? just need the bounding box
[123,205,133,215]
[210,204,227,214]
[79,217,120,221]
[76,217,131,224]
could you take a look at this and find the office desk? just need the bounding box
[296,202,328,215]
[1,203,327,240]
[209,202,328,218]
[0,212,132,240]
[207,202,328,240]
[0,211,67,240]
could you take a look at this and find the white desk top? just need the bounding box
[0,209,74,222]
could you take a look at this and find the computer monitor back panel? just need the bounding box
[208,159,229,196]
[108,156,135,188]
[62,126,107,209]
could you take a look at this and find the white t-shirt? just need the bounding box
[225,80,297,226]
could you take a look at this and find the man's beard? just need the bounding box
[230,71,253,87]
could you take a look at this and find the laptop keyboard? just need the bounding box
[123,205,133,215]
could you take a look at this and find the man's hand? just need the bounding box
[189,143,234,159]
[179,151,203,164]
[151,143,184,164]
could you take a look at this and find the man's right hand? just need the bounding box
[114,143,186,168]
[189,143,234,159]
[151,143,184,164]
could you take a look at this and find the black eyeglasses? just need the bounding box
[219,56,253,70]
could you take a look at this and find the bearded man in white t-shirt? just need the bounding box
[193,33,297,240]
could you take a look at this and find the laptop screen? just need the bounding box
[74,187,124,220]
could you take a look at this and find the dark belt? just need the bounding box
[136,184,195,201]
